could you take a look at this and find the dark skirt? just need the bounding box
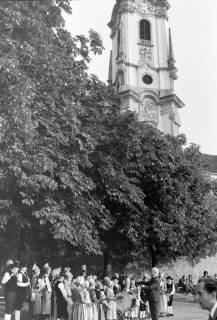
[57,297,68,319]
[5,290,17,314]
[140,301,146,312]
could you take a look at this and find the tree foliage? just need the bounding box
[0,0,108,261]
[0,0,216,269]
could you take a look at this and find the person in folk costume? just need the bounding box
[71,276,86,320]
[15,262,31,320]
[30,265,43,320]
[165,276,175,317]
[159,273,167,317]
[2,262,20,320]
[95,281,108,320]
[51,268,62,320]
[89,280,98,320]
[140,274,150,319]
[83,280,93,320]
[139,276,149,320]
[55,272,69,320]
[41,264,52,320]
[111,276,120,296]
[122,277,131,318]
[64,267,73,320]
[105,280,117,320]
[1,259,14,277]
[129,278,140,320]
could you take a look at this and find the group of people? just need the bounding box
[1,259,175,320]
[178,271,217,297]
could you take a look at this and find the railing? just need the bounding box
[139,39,152,46]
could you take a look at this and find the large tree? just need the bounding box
[78,77,217,270]
[0,0,111,263]
[0,0,217,271]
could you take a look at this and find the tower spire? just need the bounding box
[168,28,178,80]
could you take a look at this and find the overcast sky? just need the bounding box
[64,0,217,155]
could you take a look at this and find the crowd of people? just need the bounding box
[1,259,176,320]
[178,271,217,297]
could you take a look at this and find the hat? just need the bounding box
[111,275,119,281]
[166,276,173,281]
[59,272,65,278]
[13,260,20,268]
[20,262,28,268]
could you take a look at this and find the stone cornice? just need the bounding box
[119,87,141,102]
[160,93,185,109]
[108,0,170,36]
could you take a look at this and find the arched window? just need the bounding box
[140,19,151,41]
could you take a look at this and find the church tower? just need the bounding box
[108,0,184,135]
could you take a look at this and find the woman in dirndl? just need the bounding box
[71,277,86,320]
[89,281,98,320]
[41,264,52,320]
[159,273,168,317]
[54,272,69,320]
[30,265,43,320]
[106,281,117,320]
[95,282,107,320]
[64,268,73,320]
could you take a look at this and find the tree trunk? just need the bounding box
[150,245,158,267]
[103,251,112,277]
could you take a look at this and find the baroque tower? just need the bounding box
[108,0,184,135]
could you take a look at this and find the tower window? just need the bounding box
[140,19,151,41]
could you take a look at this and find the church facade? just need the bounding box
[108,0,185,136]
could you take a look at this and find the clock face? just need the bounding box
[135,0,154,15]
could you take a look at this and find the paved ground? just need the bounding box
[0,294,207,320]
[171,294,207,320]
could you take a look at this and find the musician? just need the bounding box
[111,275,120,295]
[142,267,161,320]
[2,262,20,320]
[16,262,31,320]
[166,276,175,316]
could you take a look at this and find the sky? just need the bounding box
[64,0,217,155]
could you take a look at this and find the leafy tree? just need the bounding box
[0,0,216,272]
[113,126,217,267]
[0,0,108,262]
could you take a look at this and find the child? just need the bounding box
[166,276,175,317]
